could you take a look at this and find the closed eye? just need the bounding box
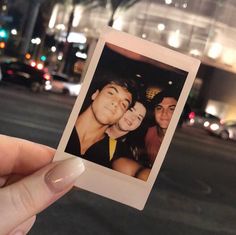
[121,102,129,110]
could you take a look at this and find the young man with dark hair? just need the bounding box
[65,78,137,168]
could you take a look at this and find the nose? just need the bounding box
[161,109,169,117]
[130,113,137,122]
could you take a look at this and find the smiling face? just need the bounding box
[154,97,177,129]
[91,83,132,126]
[117,102,146,132]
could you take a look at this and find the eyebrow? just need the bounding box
[108,86,119,93]
[156,104,176,108]
[131,107,144,118]
[108,86,131,105]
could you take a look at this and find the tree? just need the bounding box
[108,0,140,26]
[72,0,140,26]
[19,0,46,56]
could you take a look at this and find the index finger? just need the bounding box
[0,135,55,176]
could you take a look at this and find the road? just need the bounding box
[0,84,236,235]
[0,83,74,147]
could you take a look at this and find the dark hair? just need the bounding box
[95,77,138,108]
[148,88,180,138]
[151,88,180,109]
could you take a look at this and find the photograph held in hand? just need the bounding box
[54,27,200,210]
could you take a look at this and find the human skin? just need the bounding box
[76,83,133,154]
[91,83,132,126]
[107,101,146,139]
[0,135,84,235]
[136,168,151,181]
[154,97,177,130]
[117,102,146,132]
[112,97,177,181]
[109,102,146,177]
[112,158,143,177]
[112,158,151,182]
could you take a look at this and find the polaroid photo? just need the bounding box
[54,27,200,210]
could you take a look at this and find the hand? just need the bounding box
[0,135,84,235]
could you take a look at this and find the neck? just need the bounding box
[75,106,108,154]
[156,125,165,138]
[106,125,128,139]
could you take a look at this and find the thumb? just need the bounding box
[0,157,84,235]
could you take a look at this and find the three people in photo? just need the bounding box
[65,72,179,181]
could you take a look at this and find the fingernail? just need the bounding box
[45,158,84,193]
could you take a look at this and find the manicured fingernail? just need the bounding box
[45,158,84,193]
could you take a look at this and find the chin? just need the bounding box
[160,124,168,129]
[97,118,113,126]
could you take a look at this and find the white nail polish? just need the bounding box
[45,158,85,193]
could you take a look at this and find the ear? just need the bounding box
[91,90,99,101]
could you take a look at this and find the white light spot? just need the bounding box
[75,51,87,59]
[67,32,86,44]
[11,29,17,35]
[207,42,222,59]
[165,0,172,4]
[190,49,201,57]
[157,23,165,31]
[51,46,56,52]
[113,17,123,31]
[168,30,181,48]
[142,33,147,38]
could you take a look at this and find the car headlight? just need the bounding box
[190,119,195,124]
[204,121,210,127]
[210,123,220,131]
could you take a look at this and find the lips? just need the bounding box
[160,119,170,122]
[104,106,115,115]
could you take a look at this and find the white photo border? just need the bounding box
[54,27,200,210]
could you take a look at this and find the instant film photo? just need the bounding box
[54,27,200,210]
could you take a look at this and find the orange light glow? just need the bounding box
[0,42,5,49]
[25,53,31,60]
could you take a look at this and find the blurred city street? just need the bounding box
[1,85,236,235]
[1,1,236,233]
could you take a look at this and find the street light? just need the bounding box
[19,0,45,56]
[31,37,41,45]
[31,37,41,60]
[51,46,56,52]
[11,29,17,35]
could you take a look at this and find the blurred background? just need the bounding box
[0,0,236,234]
